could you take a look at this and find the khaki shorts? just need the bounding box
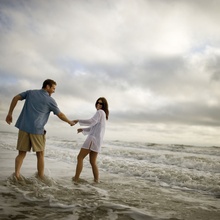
[17,130,46,152]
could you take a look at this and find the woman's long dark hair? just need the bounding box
[95,97,109,120]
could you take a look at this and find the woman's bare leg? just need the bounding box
[73,148,90,182]
[89,151,99,182]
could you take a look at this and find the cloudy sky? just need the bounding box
[1,0,220,146]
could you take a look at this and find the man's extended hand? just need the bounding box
[6,114,12,125]
[69,121,76,126]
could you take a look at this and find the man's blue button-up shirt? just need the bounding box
[15,89,61,134]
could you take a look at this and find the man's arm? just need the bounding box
[57,112,75,126]
[5,95,22,125]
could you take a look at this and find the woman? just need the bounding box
[72,97,109,183]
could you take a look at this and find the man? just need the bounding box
[5,79,74,180]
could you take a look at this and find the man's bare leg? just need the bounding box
[15,151,26,179]
[36,151,44,179]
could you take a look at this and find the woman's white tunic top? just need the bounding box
[79,109,106,153]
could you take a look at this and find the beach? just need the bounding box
[0,131,220,220]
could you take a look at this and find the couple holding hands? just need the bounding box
[5,79,109,184]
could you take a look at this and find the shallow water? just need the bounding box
[44,134,220,196]
[0,131,220,220]
[3,174,164,220]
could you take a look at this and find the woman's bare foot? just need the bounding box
[14,172,22,180]
[13,173,25,183]
[72,176,78,184]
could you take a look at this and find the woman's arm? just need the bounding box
[78,111,101,126]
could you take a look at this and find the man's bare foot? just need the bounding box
[35,173,45,180]
[38,176,45,180]
[72,177,79,185]
[94,179,99,183]
[35,173,54,186]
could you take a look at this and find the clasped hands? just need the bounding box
[69,120,82,133]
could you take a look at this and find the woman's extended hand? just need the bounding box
[77,128,83,133]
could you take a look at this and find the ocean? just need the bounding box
[0,131,220,220]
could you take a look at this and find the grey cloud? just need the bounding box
[1,0,220,145]
[111,101,220,127]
